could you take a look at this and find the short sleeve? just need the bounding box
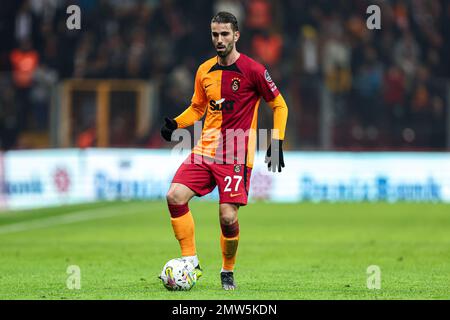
[253,66,280,102]
[191,67,207,106]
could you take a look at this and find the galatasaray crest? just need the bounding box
[231,77,241,92]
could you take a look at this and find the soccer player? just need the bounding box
[160,12,288,290]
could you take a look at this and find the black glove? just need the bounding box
[265,139,285,172]
[160,117,178,142]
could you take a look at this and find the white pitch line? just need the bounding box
[0,204,143,235]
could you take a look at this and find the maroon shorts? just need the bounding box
[172,153,252,205]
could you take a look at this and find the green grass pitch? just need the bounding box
[0,200,449,299]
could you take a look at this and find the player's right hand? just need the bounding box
[161,117,178,141]
[265,139,285,172]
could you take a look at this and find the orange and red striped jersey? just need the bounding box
[175,54,283,168]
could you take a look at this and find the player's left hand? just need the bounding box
[265,139,285,172]
[160,117,178,142]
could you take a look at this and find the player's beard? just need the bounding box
[216,42,234,58]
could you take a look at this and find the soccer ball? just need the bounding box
[160,258,197,291]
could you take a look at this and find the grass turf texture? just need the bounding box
[0,201,449,300]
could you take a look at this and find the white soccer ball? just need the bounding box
[160,258,197,291]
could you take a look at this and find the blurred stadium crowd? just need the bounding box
[0,0,449,150]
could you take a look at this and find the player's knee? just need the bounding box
[166,188,186,205]
[219,204,238,225]
[219,209,238,226]
[220,214,236,226]
[166,189,191,218]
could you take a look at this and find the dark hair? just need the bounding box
[211,12,239,32]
